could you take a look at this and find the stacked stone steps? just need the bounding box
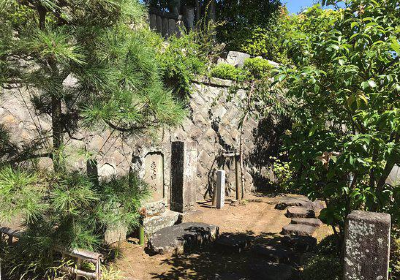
[275,195,326,247]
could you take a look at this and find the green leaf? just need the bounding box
[390,37,400,54]
[351,22,359,29]
[368,80,377,88]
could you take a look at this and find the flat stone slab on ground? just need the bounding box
[282,224,317,237]
[216,233,253,253]
[275,196,313,210]
[148,222,219,255]
[285,206,315,218]
[249,262,294,280]
[251,244,294,264]
[291,218,322,227]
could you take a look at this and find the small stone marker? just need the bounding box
[216,170,225,209]
[170,141,197,213]
[344,210,391,280]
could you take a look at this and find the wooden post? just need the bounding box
[235,154,241,200]
[75,259,82,280]
[139,224,145,246]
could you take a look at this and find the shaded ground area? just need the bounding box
[114,194,332,279]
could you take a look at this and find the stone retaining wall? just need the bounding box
[0,77,258,205]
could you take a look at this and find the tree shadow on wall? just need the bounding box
[249,115,292,193]
[204,153,226,200]
[0,124,52,166]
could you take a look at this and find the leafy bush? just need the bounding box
[210,63,244,81]
[270,156,294,192]
[268,0,400,237]
[301,254,341,280]
[301,235,341,280]
[243,57,274,79]
[158,31,208,96]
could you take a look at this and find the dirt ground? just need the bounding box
[113,194,333,280]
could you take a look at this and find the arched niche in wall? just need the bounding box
[143,152,165,202]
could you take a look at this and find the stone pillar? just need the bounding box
[216,170,225,209]
[150,14,157,30]
[344,210,391,280]
[170,141,197,213]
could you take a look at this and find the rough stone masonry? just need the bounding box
[343,210,391,280]
[0,77,259,204]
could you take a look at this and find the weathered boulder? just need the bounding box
[225,51,251,67]
[285,206,315,218]
[282,224,317,237]
[148,222,219,255]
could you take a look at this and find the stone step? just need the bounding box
[249,262,295,280]
[285,206,315,218]
[275,196,313,210]
[251,244,294,264]
[215,233,253,253]
[291,218,322,227]
[148,222,219,255]
[282,224,318,237]
[282,235,317,252]
[143,210,180,236]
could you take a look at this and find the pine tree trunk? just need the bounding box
[52,95,63,172]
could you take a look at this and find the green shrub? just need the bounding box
[0,166,149,279]
[301,254,341,280]
[301,234,341,280]
[243,57,274,79]
[270,156,294,192]
[210,63,244,81]
[158,31,207,96]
